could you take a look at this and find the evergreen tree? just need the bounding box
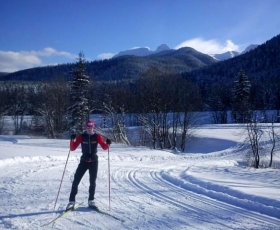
[68,52,90,133]
[231,70,251,123]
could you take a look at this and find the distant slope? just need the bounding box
[1,48,217,82]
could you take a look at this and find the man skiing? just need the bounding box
[66,120,111,210]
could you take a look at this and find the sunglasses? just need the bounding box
[86,126,94,129]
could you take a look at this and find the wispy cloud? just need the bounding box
[97,53,115,60]
[0,48,76,72]
[175,38,240,54]
[130,46,151,50]
[36,47,76,58]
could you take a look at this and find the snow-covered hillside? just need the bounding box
[0,124,279,229]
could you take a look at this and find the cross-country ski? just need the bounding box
[42,202,83,227]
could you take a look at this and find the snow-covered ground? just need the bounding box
[0,124,280,229]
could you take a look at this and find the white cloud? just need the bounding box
[0,51,42,72]
[174,38,240,54]
[97,53,115,60]
[36,47,76,58]
[0,48,76,72]
[130,46,151,50]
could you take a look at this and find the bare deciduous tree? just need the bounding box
[177,80,203,151]
[7,85,31,134]
[266,116,277,168]
[35,78,68,138]
[246,118,262,168]
[102,101,130,145]
[135,68,175,149]
[0,85,8,134]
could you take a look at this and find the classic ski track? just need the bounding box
[127,168,225,228]
[113,167,212,229]
[113,166,195,229]
[110,167,171,229]
[127,168,280,229]
[152,170,280,226]
[111,167,157,215]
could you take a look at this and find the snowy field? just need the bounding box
[0,124,280,229]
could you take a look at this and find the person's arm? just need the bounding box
[96,134,110,150]
[70,134,82,151]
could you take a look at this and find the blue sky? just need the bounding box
[1,0,280,72]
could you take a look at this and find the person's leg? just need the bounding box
[69,162,88,201]
[88,159,98,201]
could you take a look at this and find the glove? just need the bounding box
[106,139,111,145]
[70,134,76,141]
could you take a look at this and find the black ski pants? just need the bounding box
[69,158,98,202]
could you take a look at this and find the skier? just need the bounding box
[66,120,111,210]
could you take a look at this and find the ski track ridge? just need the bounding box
[126,168,280,229]
[160,170,280,221]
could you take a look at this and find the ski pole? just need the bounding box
[108,147,111,210]
[54,149,70,210]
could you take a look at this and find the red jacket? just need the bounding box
[70,133,109,151]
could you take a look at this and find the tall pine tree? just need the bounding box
[231,70,251,123]
[68,52,90,134]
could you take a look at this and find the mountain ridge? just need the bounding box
[113,44,171,58]
[113,44,258,61]
[0,47,217,81]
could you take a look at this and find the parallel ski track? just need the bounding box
[124,168,280,229]
[127,168,227,228]
[111,168,175,229]
[110,170,155,225]
[152,170,280,225]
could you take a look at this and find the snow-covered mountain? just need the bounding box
[113,44,170,58]
[113,44,259,61]
[211,51,240,61]
[211,44,259,60]
[211,44,258,61]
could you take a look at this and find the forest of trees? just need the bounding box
[0,64,279,148]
